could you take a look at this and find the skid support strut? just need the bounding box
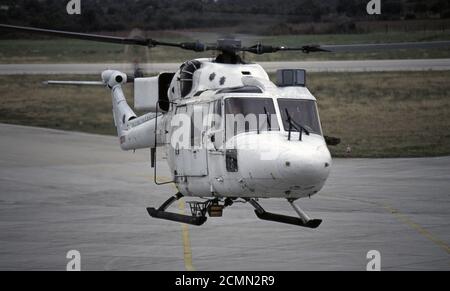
[248,198,322,228]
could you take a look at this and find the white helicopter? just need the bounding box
[1,24,449,228]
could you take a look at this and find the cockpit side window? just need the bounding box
[224,97,279,140]
[212,99,222,130]
[278,99,322,135]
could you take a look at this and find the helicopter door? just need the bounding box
[181,104,208,177]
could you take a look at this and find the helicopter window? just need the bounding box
[278,99,322,135]
[189,105,204,148]
[179,60,201,98]
[217,86,262,94]
[212,100,222,130]
[225,98,279,139]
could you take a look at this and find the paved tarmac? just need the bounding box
[1,59,450,75]
[0,123,448,270]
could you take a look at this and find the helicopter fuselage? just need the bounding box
[112,58,332,200]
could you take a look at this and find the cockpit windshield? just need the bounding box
[278,99,322,135]
[225,97,279,139]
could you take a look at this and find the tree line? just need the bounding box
[0,0,449,33]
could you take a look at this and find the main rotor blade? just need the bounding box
[242,44,329,55]
[0,24,152,46]
[3,24,448,56]
[318,41,450,53]
[0,24,212,52]
[243,41,450,55]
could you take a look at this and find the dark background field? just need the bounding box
[1,0,450,34]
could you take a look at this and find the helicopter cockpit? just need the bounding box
[221,96,322,140]
[277,99,322,136]
[224,97,280,140]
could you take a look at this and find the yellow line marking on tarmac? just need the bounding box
[178,199,196,271]
[156,178,194,271]
[323,193,450,255]
[382,204,450,255]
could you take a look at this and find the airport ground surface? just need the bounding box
[0,124,448,270]
[1,59,450,75]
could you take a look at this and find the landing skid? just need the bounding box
[247,199,322,228]
[147,194,321,228]
[146,193,207,226]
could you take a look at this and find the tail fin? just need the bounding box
[45,70,160,151]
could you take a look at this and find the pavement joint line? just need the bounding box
[381,203,450,255]
[323,193,450,255]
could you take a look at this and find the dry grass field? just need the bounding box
[0,71,449,158]
[308,71,450,157]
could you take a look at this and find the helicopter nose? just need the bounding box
[234,133,332,195]
[277,143,332,186]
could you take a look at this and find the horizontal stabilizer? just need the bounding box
[43,80,105,86]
